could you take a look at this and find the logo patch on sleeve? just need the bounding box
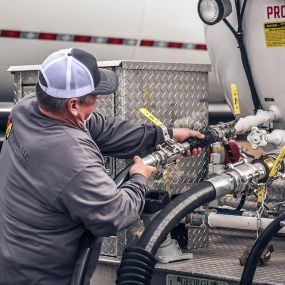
[5,121,13,139]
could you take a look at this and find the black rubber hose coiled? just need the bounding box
[240,212,285,285]
[117,247,156,285]
[116,181,216,285]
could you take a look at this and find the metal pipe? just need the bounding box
[207,212,285,234]
[235,109,277,133]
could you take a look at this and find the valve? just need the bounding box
[208,152,280,198]
[247,127,268,149]
[142,121,237,167]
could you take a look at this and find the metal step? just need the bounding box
[91,230,285,285]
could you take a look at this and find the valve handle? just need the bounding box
[185,130,215,149]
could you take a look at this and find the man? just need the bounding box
[0,48,204,285]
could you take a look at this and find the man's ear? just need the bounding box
[66,98,79,116]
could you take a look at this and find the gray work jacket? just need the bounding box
[0,94,169,285]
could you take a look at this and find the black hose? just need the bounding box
[70,231,97,285]
[117,247,157,285]
[223,0,262,114]
[235,0,242,33]
[235,194,246,211]
[137,181,216,253]
[113,163,132,188]
[117,181,216,285]
[223,140,236,163]
[240,0,248,22]
[240,212,285,285]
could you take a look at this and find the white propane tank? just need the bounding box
[204,1,285,129]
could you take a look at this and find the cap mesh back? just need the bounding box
[44,58,68,90]
[70,61,92,90]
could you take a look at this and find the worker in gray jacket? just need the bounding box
[0,48,204,285]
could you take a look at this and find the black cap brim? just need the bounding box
[92,69,118,95]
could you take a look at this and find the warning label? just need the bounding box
[264,21,285,47]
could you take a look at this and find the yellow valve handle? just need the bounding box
[231,84,241,116]
[139,108,163,127]
[269,146,285,177]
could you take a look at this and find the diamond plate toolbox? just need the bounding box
[8,61,211,257]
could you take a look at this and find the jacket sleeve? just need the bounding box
[58,162,147,237]
[86,112,172,159]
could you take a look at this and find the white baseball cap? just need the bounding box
[38,48,118,98]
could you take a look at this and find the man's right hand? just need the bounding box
[129,156,157,180]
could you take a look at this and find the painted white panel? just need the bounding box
[0,0,145,38]
[0,0,212,100]
[140,0,205,43]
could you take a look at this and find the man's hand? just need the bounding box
[173,128,205,156]
[129,156,157,180]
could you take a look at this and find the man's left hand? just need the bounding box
[172,128,205,157]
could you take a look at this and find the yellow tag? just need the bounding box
[257,185,265,204]
[225,194,233,198]
[269,146,285,177]
[231,84,241,115]
[212,146,224,151]
[5,122,13,139]
[139,108,163,127]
